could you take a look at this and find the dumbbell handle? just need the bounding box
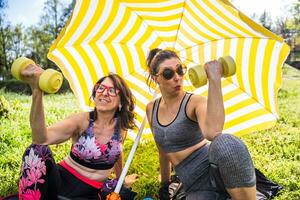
[11,57,63,93]
[188,56,236,88]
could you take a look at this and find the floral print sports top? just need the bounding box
[70,111,122,170]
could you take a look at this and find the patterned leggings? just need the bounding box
[18,144,101,200]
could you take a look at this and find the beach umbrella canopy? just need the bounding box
[48,0,290,140]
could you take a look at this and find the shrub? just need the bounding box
[0,80,31,94]
[0,78,71,94]
[0,95,9,119]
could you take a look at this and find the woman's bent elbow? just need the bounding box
[203,130,222,141]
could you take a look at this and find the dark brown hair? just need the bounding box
[146,48,180,86]
[91,73,137,130]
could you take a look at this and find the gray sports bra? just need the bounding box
[151,93,204,153]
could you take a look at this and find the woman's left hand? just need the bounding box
[124,173,138,187]
[204,60,223,81]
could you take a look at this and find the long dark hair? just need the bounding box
[146,48,180,87]
[91,73,137,130]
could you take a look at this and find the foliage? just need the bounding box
[0,79,31,94]
[0,92,80,196]
[0,94,9,118]
[0,65,299,199]
[0,0,12,79]
[0,77,71,94]
[0,0,73,81]
[242,65,300,199]
[289,1,300,36]
[0,0,7,9]
[259,11,272,31]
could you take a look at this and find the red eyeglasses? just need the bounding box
[95,84,119,97]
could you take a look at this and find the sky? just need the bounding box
[232,0,296,21]
[3,0,297,27]
[4,0,72,27]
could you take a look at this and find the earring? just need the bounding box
[118,104,122,111]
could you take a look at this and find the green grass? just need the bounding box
[0,65,299,199]
[241,65,300,200]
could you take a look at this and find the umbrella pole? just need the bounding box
[114,115,147,194]
[106,93,157,200]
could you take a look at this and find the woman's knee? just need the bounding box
[209,134,249,162]
[209,134,256,189]
[19,144,57,198]
[22,144,54,163]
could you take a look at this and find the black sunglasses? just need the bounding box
[156,64,187,80]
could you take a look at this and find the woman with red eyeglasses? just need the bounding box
[146,48,256,200]
[17,65,137,200]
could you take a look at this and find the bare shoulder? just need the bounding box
[66,111,88,122]
[189,94,207,108]
[65,112,90,132]
[146,100,155,124]
[146,100,155,111]
[185,94,207,122]
[146,100,155,115]
[120,129,127,143]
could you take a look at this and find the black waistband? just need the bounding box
[70,153,114,170]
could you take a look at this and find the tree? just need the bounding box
[290,0,300,36]
[0,0,74,81]
[60,0,75,30]
[25,25,53,68]
[274,17,291,39]
[25,0,74,69]
[0,0,12,80]
[259,10,272,31]
[0,0,7,9]
[284,1,300,64]
[40,0,74,41]
[10,24,27,60]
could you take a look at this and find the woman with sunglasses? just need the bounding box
[146,48,256,200]
[17,64,137,200]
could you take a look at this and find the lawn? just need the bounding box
[0,65,299,199]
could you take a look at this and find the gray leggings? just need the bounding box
[175,134,256,200]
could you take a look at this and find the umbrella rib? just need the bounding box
[122,2,179,49]
[175,36,270,53]
[172,0,187,50]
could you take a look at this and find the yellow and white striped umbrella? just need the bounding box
[48,0,290,140]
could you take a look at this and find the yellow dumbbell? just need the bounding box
[188,56,236,88]
[11,57,63,93]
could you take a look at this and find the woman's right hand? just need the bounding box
[21,64,44,91]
